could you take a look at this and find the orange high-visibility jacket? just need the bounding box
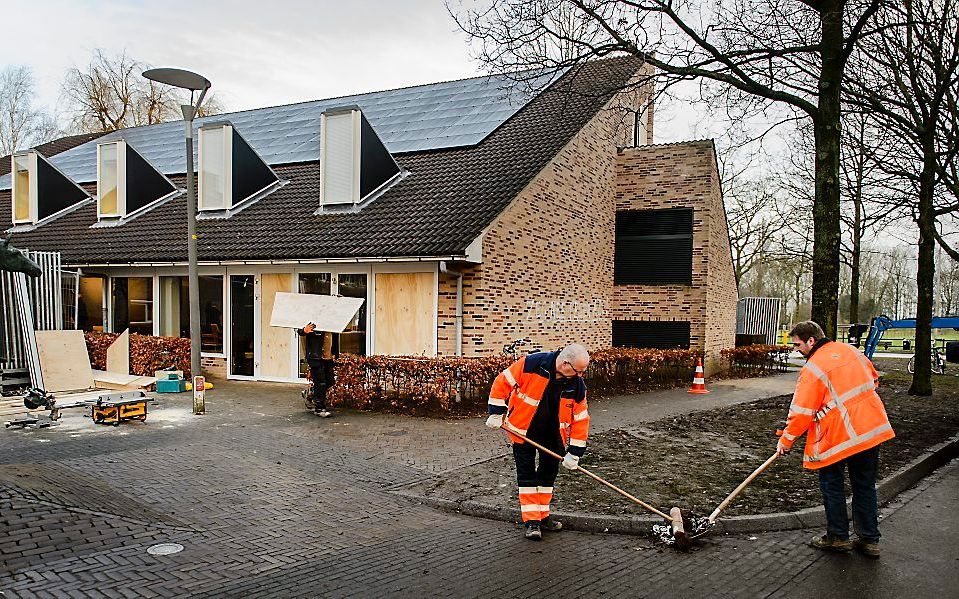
[780,340,895,469]
[488,351,590,455]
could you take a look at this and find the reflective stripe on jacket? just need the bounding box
[487,351,590,456]
[780,341,894,469]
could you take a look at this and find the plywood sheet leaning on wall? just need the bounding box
[260,274,294,379]
[106,328,130,374]
[269,292,366,332]
[34,330,95,392]
[374,272,435,356]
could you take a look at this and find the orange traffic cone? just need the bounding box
[688,357,709,394]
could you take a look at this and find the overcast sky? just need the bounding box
[2,0,707,143]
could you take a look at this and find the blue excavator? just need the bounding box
[861,315,959,373]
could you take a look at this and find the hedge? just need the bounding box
[326,348,699,417]
[84,332,192,378]
[720,344,791,376]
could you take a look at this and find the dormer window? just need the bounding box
[9,150,89,228]
[319,106,403,210]
[96,140,177,221]
[198,122,278,214]
[11,153,34,224]
[98,142,120,217]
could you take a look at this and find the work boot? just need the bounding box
[810,534,853,552]
[853,538,881,558]
[540,516,563,532]
[524,521,542,541]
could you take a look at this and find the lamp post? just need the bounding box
[142,68,211,385]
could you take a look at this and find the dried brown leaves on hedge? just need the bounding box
[327,348,700,417]
[720,345,791,376]
[84,332,192,377]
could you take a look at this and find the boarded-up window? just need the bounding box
[612,320,690,349]
[374,272,435,356]
[615,208,693,285]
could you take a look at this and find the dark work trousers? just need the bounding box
[818,446,880,542]
[513,433,564,517]
[308,359,335,410]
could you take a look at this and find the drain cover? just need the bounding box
[147,543,184,556]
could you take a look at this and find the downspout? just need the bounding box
[439,261,463,357]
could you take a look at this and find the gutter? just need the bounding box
[66,255,478,269]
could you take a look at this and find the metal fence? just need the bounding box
[1,250,64,373]
[736,297,782,345]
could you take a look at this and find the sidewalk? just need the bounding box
[786,458,959,598]
[591,371,798,433]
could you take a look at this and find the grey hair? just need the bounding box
[558,343,590,365]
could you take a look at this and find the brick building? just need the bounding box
[2,57,736,382]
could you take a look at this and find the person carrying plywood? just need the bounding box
[298,323,337,418]
[485,344,590,541]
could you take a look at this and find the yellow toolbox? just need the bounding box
[90,392,149,426]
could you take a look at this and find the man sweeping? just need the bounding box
[777,321,895,558]
[485,344,590,540]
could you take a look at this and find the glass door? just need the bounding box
[337,273,368,356]
[230,274,255,376]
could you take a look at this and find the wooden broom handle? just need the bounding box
[708,452,779,522]
[503,424,673,522]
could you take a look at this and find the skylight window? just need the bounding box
[198,122,278,214]
[8,150,89,228]
[96,140,177,221]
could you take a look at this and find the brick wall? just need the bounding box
[436,70,653,356]
[201,356,228,380]
[612,141,737,373]
[435,75,736,370]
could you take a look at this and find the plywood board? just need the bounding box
[374,272,435,356]
[260,274,294,379]
[269,292,365,333]
[106,328,130,374]
[92,369,157,390]
[34,330,95,392]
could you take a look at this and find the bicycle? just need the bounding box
[907,347,946,375]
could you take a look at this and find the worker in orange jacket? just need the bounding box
[485,344,590,541]
[777,321,895,558]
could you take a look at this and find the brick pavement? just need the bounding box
[2,376,954,598]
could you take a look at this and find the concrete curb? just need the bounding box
[391,433,959,537]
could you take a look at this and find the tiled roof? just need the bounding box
[3,57,641,265]
[0,132,107,178]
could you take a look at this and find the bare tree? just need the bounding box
[844,0,959,395]
[0,65,59,155]
[450,0,887,338]
[726,179,782,287]
[61,49,222,133]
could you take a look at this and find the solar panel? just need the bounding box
[0,69,561,190]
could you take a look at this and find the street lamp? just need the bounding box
[142,68,211,384]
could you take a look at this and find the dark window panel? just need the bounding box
[612,320,691,349]
[615,208,693,285]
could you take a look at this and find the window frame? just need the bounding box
[198,123,233,212]
[319,109,361,207]
[10,152,38,225]
[96,140,126,219]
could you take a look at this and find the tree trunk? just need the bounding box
[810,1,844,339]
[910,136,937,396]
